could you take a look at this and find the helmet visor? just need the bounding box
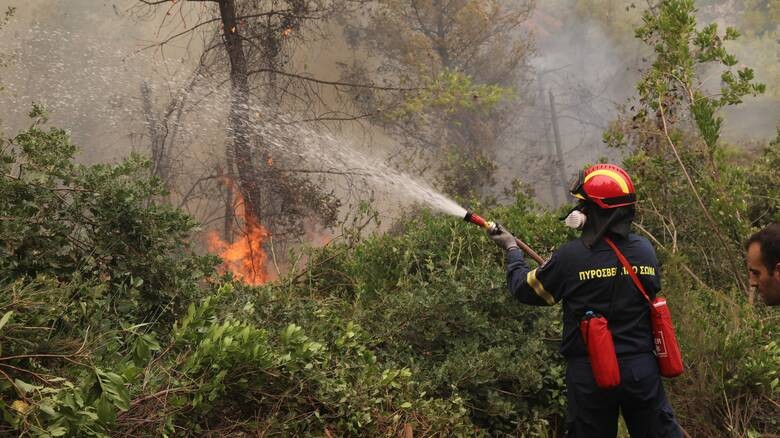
[568,170,585,199]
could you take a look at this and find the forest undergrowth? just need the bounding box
[1,0,778,436]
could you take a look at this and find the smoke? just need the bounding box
[698,3,780,142]
[0,0,211,163]
[496,2,645,206]
[501,0,779,207]
[1,0,777,223]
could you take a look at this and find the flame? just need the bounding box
[207,187,270,285]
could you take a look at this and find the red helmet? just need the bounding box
[569,164,636,209]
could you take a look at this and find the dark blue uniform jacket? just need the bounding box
[506,233,659,358]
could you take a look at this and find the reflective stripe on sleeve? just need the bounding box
[526,269,556,305]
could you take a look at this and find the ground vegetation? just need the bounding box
[0,1,777,436]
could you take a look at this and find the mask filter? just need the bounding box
[564,210,587,230]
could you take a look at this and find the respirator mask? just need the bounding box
[565,209,587,230]
[561,204,587,230]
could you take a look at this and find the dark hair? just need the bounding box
[747,223,780,271]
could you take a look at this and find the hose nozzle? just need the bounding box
[464,210,498,234]
[463,210,546,265]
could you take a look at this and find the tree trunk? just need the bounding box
[140,81,171,200]
[218,0,259,235]
[548,90,567,204]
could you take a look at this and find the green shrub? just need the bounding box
[0,106,215,327]
[603,1,779,434]
[127,288,474,436]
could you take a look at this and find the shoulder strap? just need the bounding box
[603,237,651,305]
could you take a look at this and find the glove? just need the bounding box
[488,224,519,251]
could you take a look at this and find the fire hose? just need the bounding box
[463,211,545,265]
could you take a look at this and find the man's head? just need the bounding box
[746,224,780,306]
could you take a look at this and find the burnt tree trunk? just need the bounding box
[218,0,258,238]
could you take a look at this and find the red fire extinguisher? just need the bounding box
[580,311,621,389]
[604,237,683,378]
[649,298,684,377]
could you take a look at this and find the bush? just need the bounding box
[0,106,215,326]
[283,201,572,434]
[657,256,779,436]
[603,1,779,434]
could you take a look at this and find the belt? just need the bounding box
[565,350,653,364]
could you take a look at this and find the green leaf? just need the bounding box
[0,311,13,332]
[47,426,68,437]
[95,369,130,411]
[38,401,57,417]
[13,378,41,396]
[95,395,116,424]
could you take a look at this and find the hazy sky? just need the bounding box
[1,1,777,210]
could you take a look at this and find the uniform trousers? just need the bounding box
[565,352,682,438]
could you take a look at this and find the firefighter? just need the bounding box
[746,223,780,306]
[488,164,682,437]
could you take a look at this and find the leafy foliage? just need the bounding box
[287,198,573,434]
[745,129,780,225]
[605,0,766,290]
[0,111,481,436]
[602,1,779,435]
[340,0,532,198]
[0,106,215,325]
[0,106,777,436]
[0,108,213,437]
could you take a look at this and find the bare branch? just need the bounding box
[138,0,216,4]
[657,96,749,295]
[137,17,221,53]
[247,67,420,91]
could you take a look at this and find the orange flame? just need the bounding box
[207,188,270,285]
